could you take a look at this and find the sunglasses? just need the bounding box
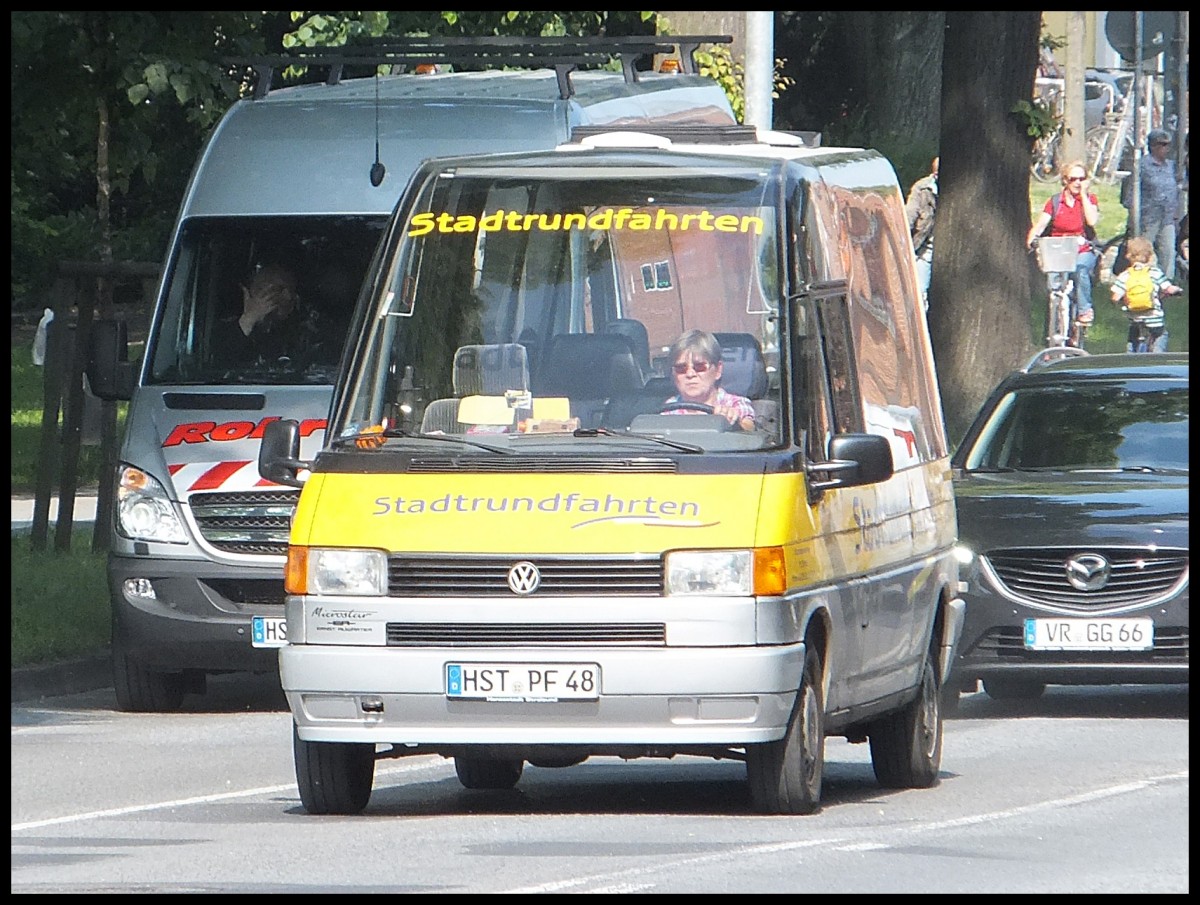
[1066,176,1086,182]
[673,360,713,375]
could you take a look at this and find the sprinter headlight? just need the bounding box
[116,465,187,544]
[291,548,387,596]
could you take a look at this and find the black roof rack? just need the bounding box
[229,35,733,101]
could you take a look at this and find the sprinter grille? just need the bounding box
[386,622,666,646]
[187,490,300,556]
[387,555,663,596]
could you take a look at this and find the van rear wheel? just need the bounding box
[293,723,375,815]
[869,650,943,789]
[746,644,825,815]
[454,755,524,790]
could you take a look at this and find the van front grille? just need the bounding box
[386,622,666,646]
[387,555,663,597]
[187,490,300,556]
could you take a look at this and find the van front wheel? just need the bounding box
[869,650,943,789]
[112,647,185,712]
[746,644,825,815]
[293,723,375,815]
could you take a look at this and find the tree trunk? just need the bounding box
[847,11,944,149]
[931,11,1042,443]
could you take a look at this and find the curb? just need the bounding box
[11,649,113,703]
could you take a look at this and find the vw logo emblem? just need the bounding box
[507,561,541,595]
[1064,553,1110,591]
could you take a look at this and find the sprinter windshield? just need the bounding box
[147,215,386,386]
[338,163,785,451]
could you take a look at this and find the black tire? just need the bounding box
[454,755,524,790]
[869,651,943,789]
[746,644,825,815]
[982,677,1046,701]
[112,647,186,712]
[293,723,375,815]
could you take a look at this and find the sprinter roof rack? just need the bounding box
[570,123,760,145]
[230,35,733,101]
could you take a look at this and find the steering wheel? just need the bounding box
[658,401,714,414]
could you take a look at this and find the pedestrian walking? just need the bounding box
[906,156,938,311]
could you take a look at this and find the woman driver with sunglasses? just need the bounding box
[662,329,755,431]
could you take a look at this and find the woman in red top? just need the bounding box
[1026,160,1100,324]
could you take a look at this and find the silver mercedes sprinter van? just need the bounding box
[86,38,736,711]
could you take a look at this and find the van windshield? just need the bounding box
[337,163,785,452]
[147,215,387,386]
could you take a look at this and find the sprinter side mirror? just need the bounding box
[259,419,311,488]
[87,319,134,401]
[805,433,894,498]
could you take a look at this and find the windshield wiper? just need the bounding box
[333,427,513,455]
[573,426,702,453]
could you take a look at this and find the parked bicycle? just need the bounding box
[1033,236,1089,349]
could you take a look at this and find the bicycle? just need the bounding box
[1120,285,1183,353]
[1033,236,1089,349]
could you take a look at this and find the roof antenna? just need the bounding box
[370,72,386,187]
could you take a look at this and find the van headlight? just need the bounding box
[287,547,387,596]
[663,549,747,596]
[665,548,787,597]
[116,465,187,544]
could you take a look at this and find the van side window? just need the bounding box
[796,293,862,461]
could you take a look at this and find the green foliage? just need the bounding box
[1012,97,1060,140]
[11,530,111,667]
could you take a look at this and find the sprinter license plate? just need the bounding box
[446,663,600,701]
[1023,617,1153,651]
[251,616,288,648]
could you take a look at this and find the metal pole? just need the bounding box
[1130,13,1143,236]
[743,12,774,130]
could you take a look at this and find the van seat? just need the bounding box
[534,333,643,428]
[604,318,652,379]
[421,343,530,433]
[713,332,768,398]
[453,343,530,396]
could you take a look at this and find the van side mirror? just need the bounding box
[806,433,894,497]
[259,419,311,488]
[87,319,134,401]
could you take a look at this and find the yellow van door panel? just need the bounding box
[294,472,772,554]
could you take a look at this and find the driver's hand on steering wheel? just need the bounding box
[714,403,754,431]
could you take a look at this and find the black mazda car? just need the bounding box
[945,350,1189,709]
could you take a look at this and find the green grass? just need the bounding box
[11,342,130,494]
[11,528,110,666]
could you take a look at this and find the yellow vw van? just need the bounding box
[260,127,964,815]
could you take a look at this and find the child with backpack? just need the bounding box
[1109,236,1183,352]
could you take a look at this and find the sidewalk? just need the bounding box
[11,494,97,533]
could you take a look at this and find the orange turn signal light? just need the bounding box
[754,546,787,596]
[285,546,308,595]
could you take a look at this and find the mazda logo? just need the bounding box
[507,561,541,595]
[1064,553,1110,591]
